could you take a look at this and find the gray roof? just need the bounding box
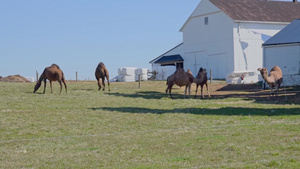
[210,0,300,22]
[149,43,183,63]
[263,19,300,46]
[154,54,184,66]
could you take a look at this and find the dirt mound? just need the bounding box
[0,75,31,82]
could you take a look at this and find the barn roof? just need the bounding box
[209,0,300,23]
[154,54,184,66]
[263,19,300,46]
[149,43,183,64]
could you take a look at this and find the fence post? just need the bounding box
[210,69,212,84]
[76,71,78,82]
[138,74,141,88]
[36,71,38,82]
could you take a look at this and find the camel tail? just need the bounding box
[62,72,67,93]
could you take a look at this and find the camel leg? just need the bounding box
[194,84,199,98]
[188,84,191,98]
[166,85,170,94]
[274,85,279,100]
[268,88,274,99]
[50,81,54,93]
[58,81,62,94]
[184,85,188,98]
[43,79,47,94]
[101,77,105,91]
[205,83,211,97]
[200,85,204,98]
[62,79,67,94]
[96,77,102,90]
[168,84,173,99]
[106,76,111,91]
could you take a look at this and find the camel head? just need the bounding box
[197,67,203,74]
[202,68,207,75]
[197,68,207,78]
[257,68,268,77]
[197,67,207,75]
[33,79,43,93]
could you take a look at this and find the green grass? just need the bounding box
[0,81,300,168]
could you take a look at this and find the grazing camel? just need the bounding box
[95,62,110,91]
[257,65,283,99]
[166,68,194,99]
[33,64,67,94]
[194,67,210,98]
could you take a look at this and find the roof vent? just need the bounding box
[293,0,298,3]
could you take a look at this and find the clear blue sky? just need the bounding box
[0,0,200,80]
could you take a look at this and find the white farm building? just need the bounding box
[149,0,300,83]
[263,19,300,86]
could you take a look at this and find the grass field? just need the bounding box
[1,81,300,168]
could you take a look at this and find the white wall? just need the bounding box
[233,22,287,72]
[263,44,300,86]
[264,45,300,75]
[181,4,234,79]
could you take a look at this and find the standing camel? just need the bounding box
[166,68,194,99]
[33,64,67,94]
[95,62,110,91]
[257,65,283,99]
[194,67,210,98]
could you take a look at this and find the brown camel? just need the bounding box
[166,68,194,99]
[95,62,110,91]
[194,67,210,98]
[257,65,283,99]
[33,64,67,94]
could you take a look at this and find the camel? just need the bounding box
[33,64,67,94]
[194,67,210,98]
[95,62,110,91]
[166,69,192,93]
[257,65,283,99]
[166,68,194,99]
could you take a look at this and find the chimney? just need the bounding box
[293,0,297,3]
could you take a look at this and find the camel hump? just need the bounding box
[99,62,106,67]
[270,65,282,77]
[187,69,192,75]
[175,68,184,74]
[187,73,194,82]
[51,64,60,69]
[271,65,281,72]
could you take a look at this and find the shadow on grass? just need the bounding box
[90,106,300,116]
[106,83,300,104]
[107,91,174,99]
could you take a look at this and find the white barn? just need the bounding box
[262,19,300,86]
[150,0,300,82]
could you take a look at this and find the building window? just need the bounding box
[205,17,208,25]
